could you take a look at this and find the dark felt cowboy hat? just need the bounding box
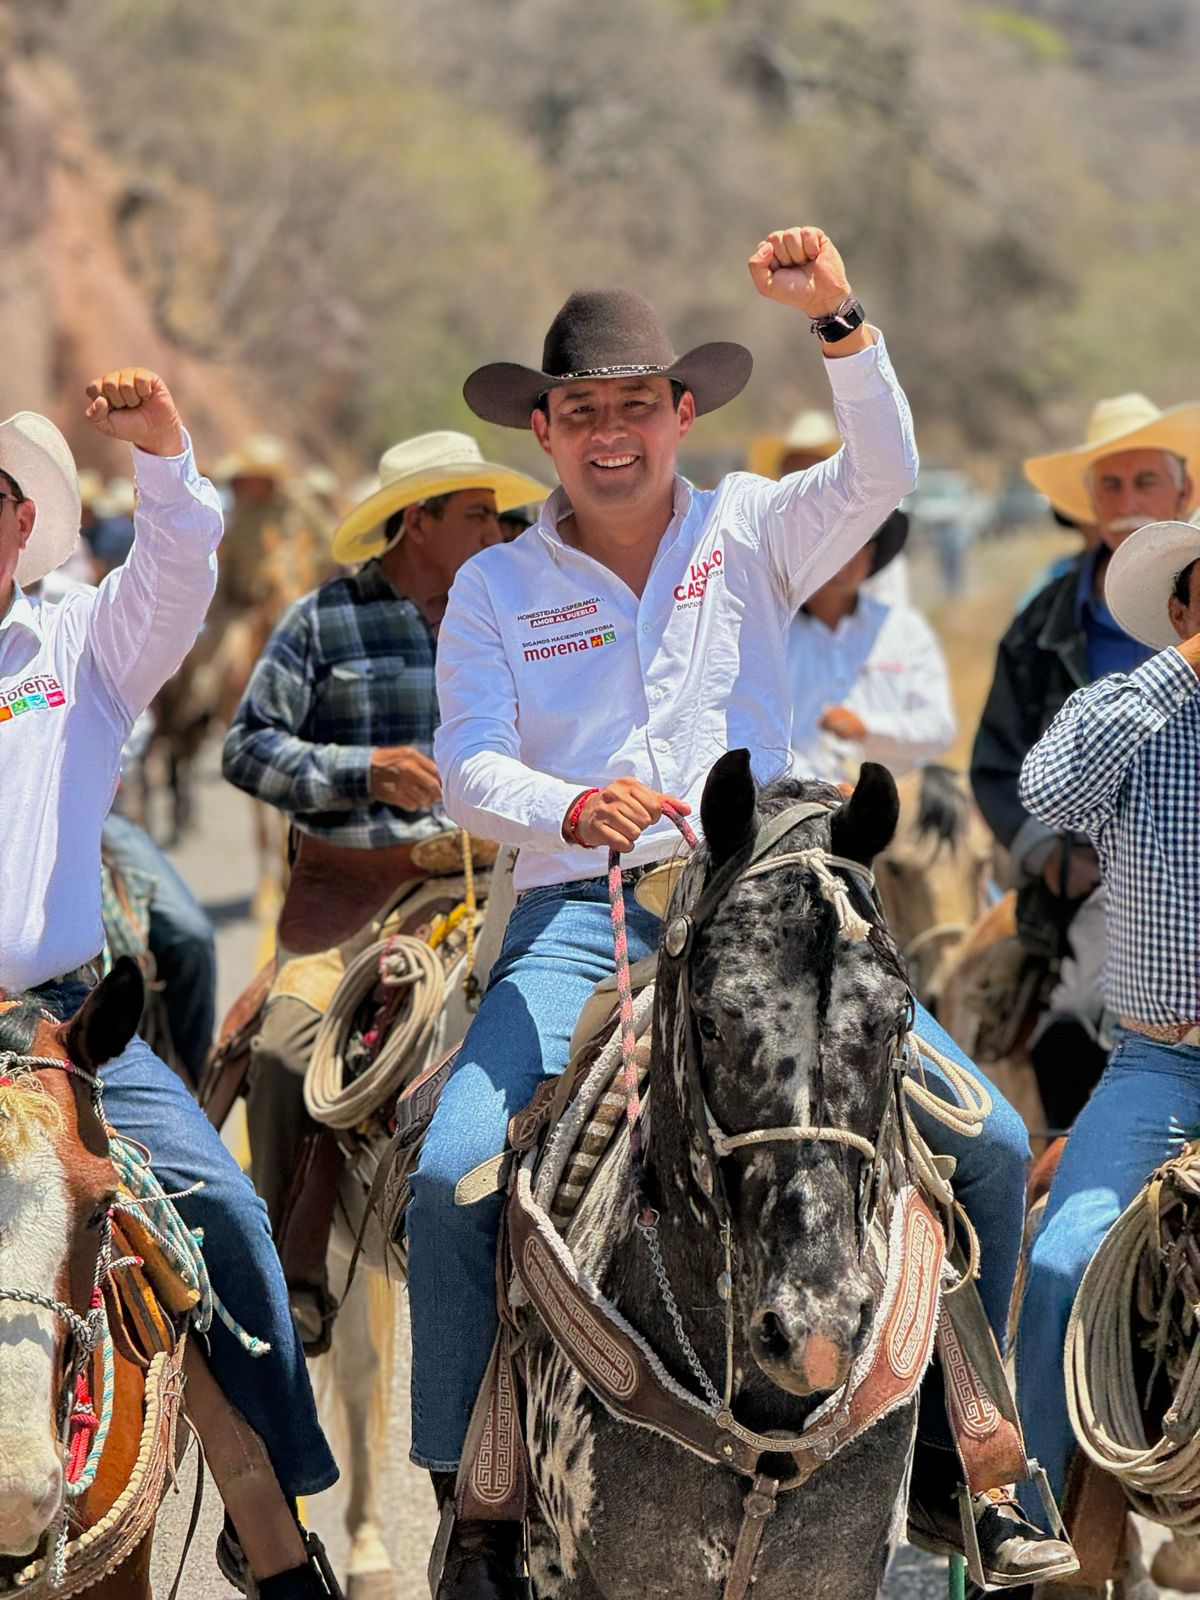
[869,508,909,575]
[464,289,753,430]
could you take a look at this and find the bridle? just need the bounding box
[0,1047,127,1588]
[607,799,914,1450]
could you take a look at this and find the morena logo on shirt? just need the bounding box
[0,675,66,723]
[674,548,723,606]
[522,628,617,665]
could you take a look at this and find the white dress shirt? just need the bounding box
[435,335,918,892]
[0,440,222,991]
[787,596,956,784]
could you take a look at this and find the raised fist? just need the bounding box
[747,228,853,319]
[85,368,185,458]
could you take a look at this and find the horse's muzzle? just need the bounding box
[0,1446,63,1558]
[748,1286,874,1396]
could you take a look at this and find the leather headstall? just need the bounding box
[658,800,903,1226]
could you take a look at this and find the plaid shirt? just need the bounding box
[1019,647,1200,1026]
[222,560,444,848]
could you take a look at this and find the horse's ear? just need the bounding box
[701,748,758,870]
[830,762,899,866]
[60,957,144,1071]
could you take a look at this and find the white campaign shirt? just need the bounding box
[0,441,222,990]
[436,335,918,892]
[787,596,955,784]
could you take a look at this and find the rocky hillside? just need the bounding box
[4,0,1199,471]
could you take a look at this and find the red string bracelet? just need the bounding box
[565,787,599,845]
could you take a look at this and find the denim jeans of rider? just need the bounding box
[404,884,1030,1472]
[100,813,218,1085]
[1016,1030,1200,1524]
[37,981,338,1498]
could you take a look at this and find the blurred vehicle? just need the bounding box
[902,468,992,540]
[984,472,1050,537]
[902,468,991,597]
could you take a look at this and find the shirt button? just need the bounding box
[641,624,652,635]
[654,738,670,754]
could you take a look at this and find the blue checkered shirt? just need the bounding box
[222,560,444,848]
[1019,647,1200,1027]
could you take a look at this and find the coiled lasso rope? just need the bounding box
[109,1129,270,1355]
[305,935,446,1129]
[1065,1139,1200,1529]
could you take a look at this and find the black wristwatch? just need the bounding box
[810,297,866,345]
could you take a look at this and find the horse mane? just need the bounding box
[914,764,969,853]
[0,997,66,1158]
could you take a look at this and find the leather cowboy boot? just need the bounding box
[909,1445,1078,1589]
[217,1515,344,1598]
[430,1472,531,1600]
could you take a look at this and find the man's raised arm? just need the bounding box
[742,228,918,607]
[78,368,223,722]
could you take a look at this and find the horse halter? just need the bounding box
[606,798,912,1438]
[655,800,906,1221]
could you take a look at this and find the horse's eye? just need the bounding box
[87,1204,111,1231]
[697,1015,722,1042]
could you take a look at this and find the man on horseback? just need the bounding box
[1014,517,1200,1588]
[222,432,549,1343]
[0,376,341,1599]
[421,227,1072,1597]
[971,395,1200,1130]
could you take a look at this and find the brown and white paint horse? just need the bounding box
[0,963,152,1597]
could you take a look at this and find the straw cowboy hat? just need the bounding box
[1024,394,1200,526]
[76,468,105,510]
[331,431,551,566]
[747,408,841,480]
[0,411,82,587]
[464,288,752,429]
[1105,520,1200,650]
[214,434,292,485]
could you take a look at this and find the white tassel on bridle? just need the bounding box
[742,849,875,943]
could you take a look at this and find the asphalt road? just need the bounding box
[148,746,1181,1600]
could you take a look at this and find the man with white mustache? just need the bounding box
[971,394,1199,1133]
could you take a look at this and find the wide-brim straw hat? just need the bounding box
[1104,519,1200,650]
[331,431,551,566]
[0,412,82,587]
[746,408,842,480]
[464,288,752,430]
[1024,394,1200,526]
[214,434,292,485]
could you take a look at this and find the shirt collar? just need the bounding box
[1074,545,1105,624]
[1074,544,1126,634]
[537,475,695,548]
[798,593,875,638]
[0,584,44,645]
[352,558,399,602]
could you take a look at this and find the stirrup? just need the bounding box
[957,1462,1072,1590]
[216,1524,344,1598]
[428,1499,456,1599]
[301,1529,344,1598]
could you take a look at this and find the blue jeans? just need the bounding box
[101,813,218,1084]
[405,884,1030,1471]
[1016,1030,1200,1519]
[38,982,337,1498]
